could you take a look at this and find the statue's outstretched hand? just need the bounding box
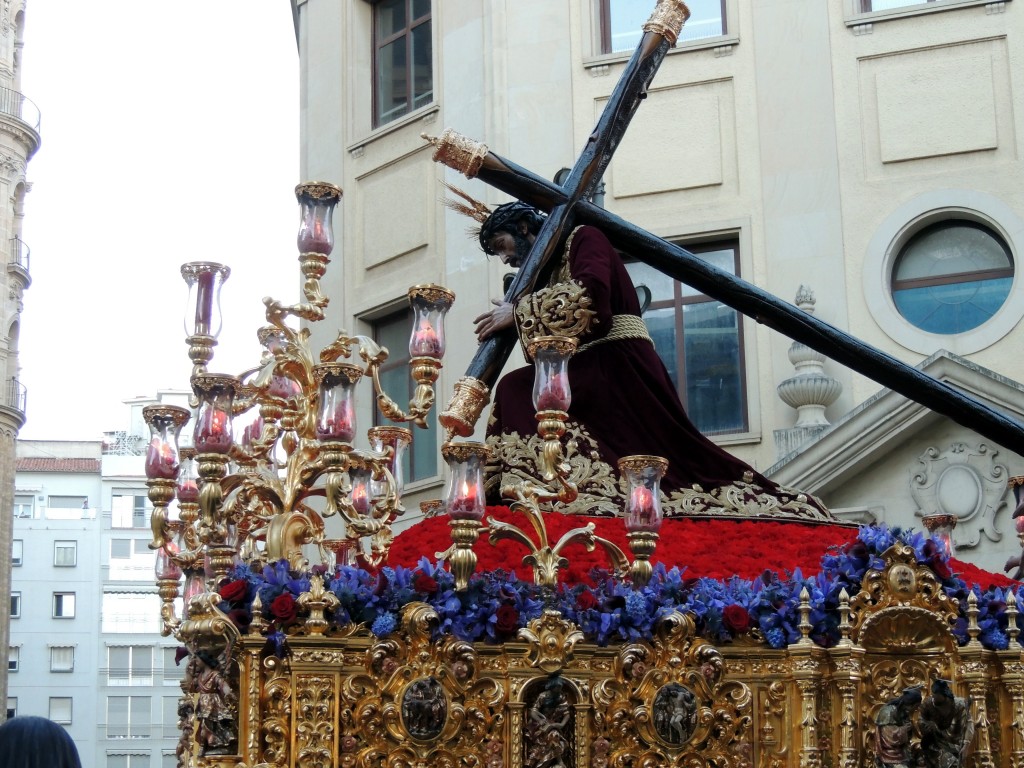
[474,299,514,341]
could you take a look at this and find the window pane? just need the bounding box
[132,646,152,680]
[133,539,151,555]
[130,696,151,737]
[54,592,76,618]
[111,539,131,558]
[893,277,1013,335]
[49,495,87,509]
[163,648,184,681]
[643,306,679,391]
[607,0,723,52]
[375,0,406,40]
[679,0,725,43]
[55,540,77,567]
[410,20,432,109]
[679,246,737,298]
[10,592,20,618]
[864,0,936,9]
[103,593,161,634]
[625,262,675,303]
[14,494,33,517]
[683,300,745,434]
[377,37,409,125]
[896,224,1011,280]
[108,757,128,768]
[51,646,75,672]
[49,696,73,724]
[412,0,430,21]
[110,646,131,683]
[108,696,129,738]
[8,646,18,672]
[11,539,22,566]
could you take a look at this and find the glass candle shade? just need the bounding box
[143,405,190,480]
[315,363,362,442]
[192,374,237,454]
[528,336,576,412]
[442,442,489,521]
[155,541,183,581]
[296,181,342,255]
[923,514,958,558]
[176,451,200,504]
[350,467,372,516]
[619,455,669,533]
[408,284,455,359]
[181,262,230,338]
[368,426,412,498]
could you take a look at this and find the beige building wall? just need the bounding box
[292,0,1024,573]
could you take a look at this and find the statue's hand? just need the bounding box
[474,299,515,341]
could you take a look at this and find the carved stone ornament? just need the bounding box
[910,442,1008,548]
[849,542,959,650]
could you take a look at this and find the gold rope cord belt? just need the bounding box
[576,314,652,354]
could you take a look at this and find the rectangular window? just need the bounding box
[162,697,178,738]
[50,696,73,724]
[7,697,16,720]
[373,0,432,127]
[108,645,153,686]
[102,593,161,634]
[372,308,437,481]
[107,695,151,738]
[112,492,150,529]
[54,540,78,567]
[600,0,725,54]
[53,592,76,618]
[12,539,22,566]
[51,646,75,672]
[162,753,178,768]
[11,592,20,618]
[48,495,88,509]
[111,539,132,559]
[625,239,748,435]
[8,646,18,672]
[14,494,32,518]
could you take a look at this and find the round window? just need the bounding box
[890,220,1014,334]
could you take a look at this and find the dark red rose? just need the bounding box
[269,592,298,623]
[227,608,251,631]
[413,572,439,593]
[576,590,599,610]
[495,604,519,635]
[932,558,952,581]
[723,604,751,634]
[218,579,248,603]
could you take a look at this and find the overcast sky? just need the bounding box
[18,2,300,440]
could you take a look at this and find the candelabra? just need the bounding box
[442,333,667,588]
[159,181,453,638]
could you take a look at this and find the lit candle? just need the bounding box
[195,407,232,453]
[144,437,179,480]
[176,477,199,504]
[351,483,370,514]
[194,270,215,336]
[318,399,355,442]
[629,486,657,530]
[410,319,441,358]
[536,372,569,411]
[449,479,483,519]
[298,219,330,254]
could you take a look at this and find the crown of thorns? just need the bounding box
[442,184,543,256]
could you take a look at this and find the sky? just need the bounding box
[17,2,300,440]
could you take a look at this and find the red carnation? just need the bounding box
[932,557,952,581]
[723,604,751,634]
[269,592,298,623]
[495,604,520,635]
[414,572,439,593]
[576,590,599,610]
[218,579,248,603]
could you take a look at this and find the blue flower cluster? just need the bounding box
[218,524,1019,657]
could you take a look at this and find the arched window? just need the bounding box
[890,220,1013,334]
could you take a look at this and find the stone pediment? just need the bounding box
[767,350,1024,497]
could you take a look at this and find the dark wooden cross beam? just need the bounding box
[427,2,1024,453]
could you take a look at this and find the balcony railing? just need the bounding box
[3,377,26,413]
[9,236,29,273]
[0,86,40,132]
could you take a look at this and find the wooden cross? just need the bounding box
[426,0,1023,452]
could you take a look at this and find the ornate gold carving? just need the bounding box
[295,675,335,768]
[294,181,342,202]
[515,280,596,344]
[440,376,491,438]
[422,128,490,178]
[519,610,584,674]
[643,0,692,46]
[849,542,959,649]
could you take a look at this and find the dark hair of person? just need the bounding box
[478,202,546,255]
[0,716,83,768]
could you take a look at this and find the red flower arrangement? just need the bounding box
[270,592,298,623]
[495,604,520,636]
[388,507,1015,589]
[219,578,248,603]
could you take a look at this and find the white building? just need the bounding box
[10,391,190,768]
[290,0,1024,573]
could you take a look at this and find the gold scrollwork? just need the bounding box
[515,279,596,346]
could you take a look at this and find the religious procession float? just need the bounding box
[150,3,1024,767]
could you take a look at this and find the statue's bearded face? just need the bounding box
[487,229,531,268]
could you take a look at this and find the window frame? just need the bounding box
[53,591,76,619]
[627,238,749,437]
[49,696,73,725]
[597,0,728,55]
[11,591,20,618]
[11,538,22,566]
[6,697,16,720]
[13,494,33,518]
[8,646,18,672]
[54,539,78,567]
[108,645,154,686]
[51,645,76,673]
[371,0,433,128]
[106,695,152,739]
